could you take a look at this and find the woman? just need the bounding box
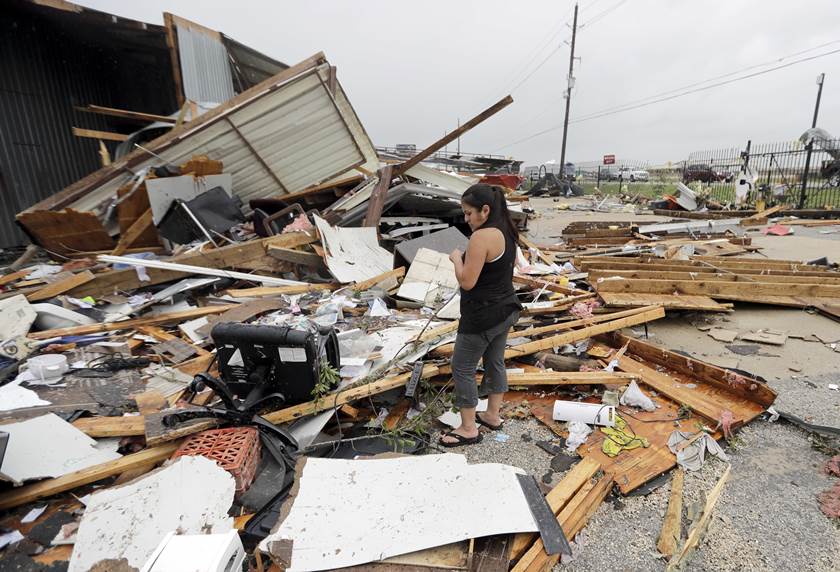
[440,184,521,447]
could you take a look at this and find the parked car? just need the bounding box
[683,164,722,183]
[603,167,649,182]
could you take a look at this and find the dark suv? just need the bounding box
[683,164,719,183]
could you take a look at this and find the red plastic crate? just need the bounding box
[172,426,260,493]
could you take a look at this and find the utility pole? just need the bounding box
[456,119,461,156]
[799,72,825,208]
[559,2,579,179]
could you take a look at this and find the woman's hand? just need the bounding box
[449,249,463,264]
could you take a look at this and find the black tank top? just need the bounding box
[458,227,522,334]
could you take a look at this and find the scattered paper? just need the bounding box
[21,505,48,524]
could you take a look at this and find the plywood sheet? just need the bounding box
[260,455,537,571]
[17,210,114,255]
[598,292,732,311]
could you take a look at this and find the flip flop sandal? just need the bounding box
[438,431,483,448]
[476,412,504,431]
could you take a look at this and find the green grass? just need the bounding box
[578,181,677,199]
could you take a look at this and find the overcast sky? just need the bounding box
[76,0,840,167]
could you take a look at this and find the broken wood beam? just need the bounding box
[510,458,600,561]
[26,270,95,302]
[262,365,439,425]
[362,164,394,228]
[72,416,146,438]
[594,277,840,299]
[507,371,638,385]
[666,466,730,571]
[266,245,325,268]
[395,95,514,175]
[79,104,176,124]
[657,469,685,558]
[0,442,181,510]
[226,283,338,298]
[28,304,235,340]
[352,266,406,292]
[71,127,129,142]
[111,208,154,256]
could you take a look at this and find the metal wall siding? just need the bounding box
[68,65,368,214]
[0,14,113,246]
[176,24,235,104]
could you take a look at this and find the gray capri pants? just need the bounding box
[451,310,520,409]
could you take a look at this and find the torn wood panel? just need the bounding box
[17,210,115,255]
[68,233,314,298]
[72,416,146,438]
[26,271,95,302]
[116,184,161,249]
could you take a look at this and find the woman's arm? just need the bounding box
[450,232,489,291]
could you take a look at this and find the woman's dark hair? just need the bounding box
[461,183,518,239]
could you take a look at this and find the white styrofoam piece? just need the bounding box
[0,295,36,340]
[438,399,488,428]
[397,248,458,303]
[69,456,234,572]
[552,400,616,427]
[141,530,244,572]
[0,414,121,485]
[314,216,392,283]
[260,454,536,571]
[146,174,233,225]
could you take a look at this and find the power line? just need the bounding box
[491,46,840,151]
[579,0,628,28]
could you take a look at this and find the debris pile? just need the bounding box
[2,47,838,572]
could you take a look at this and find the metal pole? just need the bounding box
[559,3,579,178]
[799,73,825,208]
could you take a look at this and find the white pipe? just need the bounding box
[97,255,306,287]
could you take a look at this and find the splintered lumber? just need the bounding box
[267,245,326,268]
[80,104,176,124]
[432,306,659,358]
[352,266,406,291]
[666,466,730,571]
[111,208,154,256]
[26,271,95,302]
[71,127,129,142]
[226,283,337,298]
[503,306,665,359]
[589,269,840,286]
[512,472,614,572]
[72,416,146,437]
[740,205,785,225]
[598,292,733,312]
[394,95,513,175]
[263,364,440,425]
[594,277,840,299]
[519,236,557,267]
[507,371,638,385]
[137,325,211,356]
[510,458,600,561]
[69,232,315,298]
[28,304,235,340]
[513,275,578,295]
[0,442,181,510]
[657,469,685,557]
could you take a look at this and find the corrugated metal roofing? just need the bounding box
[176,23,235,104]
[65,62,375,216]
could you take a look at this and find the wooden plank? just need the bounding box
[362,165,394,228]
[513,473,614,572]
[0,442,181,510]
[603,332,777,407]
[262,365,439,425]
[506,372,638,385]
[595,277,840,298]
[589,269,840,285]
[163,12,186,107]
[116,184,160,249]
[579,260,838,278]
[395,96,513,175]
[17,209,115,255]
[80,104,176,124]
[352,267,406,292]
[519,236,558,267]
[28,304,235,340]
[666,466,730,571]
[503,306,665,359]
[598,292,734,312]
[137,325,211,357]
[71,127,128,142]
[68,233,314,298]
[510,458,600,561]
[740,204,785,225]
[513,275,579,296]
[657,469,684,557]
[226,283,337,298]
[267,245,325,268]
[72,416,146,438]
[0,269,29,287]
[111,208,154,256]
[26,270,95,302]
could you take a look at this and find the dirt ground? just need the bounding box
[493,202,840,571]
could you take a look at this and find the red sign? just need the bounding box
[603,154,616,165]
